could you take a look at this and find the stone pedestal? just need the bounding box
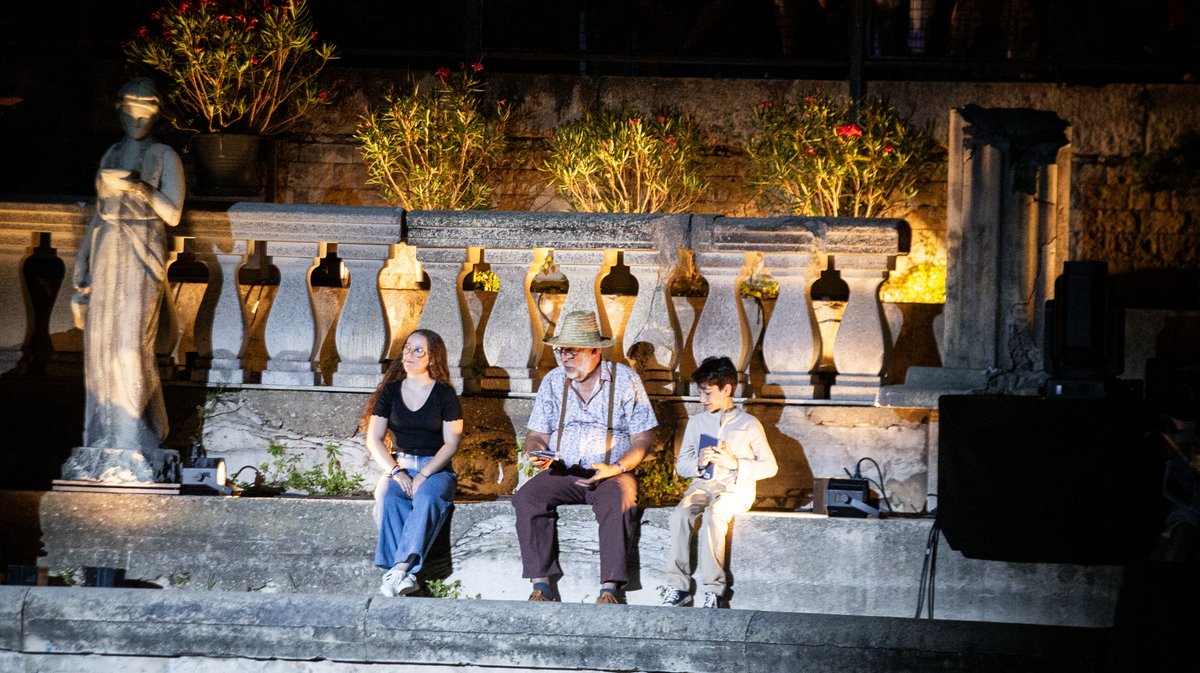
[60,446,181,483]
[551,249,610,342]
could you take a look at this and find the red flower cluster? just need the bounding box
[883,144,895,154]
[435,67,451,81]
[835,124,863,139]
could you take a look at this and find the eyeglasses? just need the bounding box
[553,347,591,360]
[401,346,427,358]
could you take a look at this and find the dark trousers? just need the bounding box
[513,468,638,584]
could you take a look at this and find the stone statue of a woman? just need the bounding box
[62,78,185,483]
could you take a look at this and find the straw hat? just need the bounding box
[544,310,615,348]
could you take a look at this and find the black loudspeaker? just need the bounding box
[937,395,1164,564]
[1045,261,1124,380]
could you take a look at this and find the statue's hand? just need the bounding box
[70,292,88,330]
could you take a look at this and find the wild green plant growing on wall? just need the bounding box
[257,442,365,496]
[542,110,707,213]
[356,62,510,210]
[745,92,939,217]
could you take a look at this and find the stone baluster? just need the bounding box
[819,218,903,402]
[191,241,249,384]
[259,241,321,386]
[154,236,184,380]
[481,248,546,393]
[332,242,392,388]
[692,251,753,395]
[0,202,90,375]
[761,251,821,399]
[552,249,610,334]
[621,249,680,395]
[416,247,477,393]
[0,232,30,374]
[45,222,88,377]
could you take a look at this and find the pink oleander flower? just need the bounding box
[836,123,863,139]
[883,144,895,154]
[629,117,640,125]
[317,91,327,100]
[666,135,677,146]
[756,100,771,110]
[435,66,451,81]
[804,145,816,155]
[657,115,667,123]
[470,60,483,73]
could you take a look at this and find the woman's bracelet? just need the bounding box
[389,465,402,477]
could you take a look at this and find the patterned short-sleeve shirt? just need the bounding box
[527,361,658,468]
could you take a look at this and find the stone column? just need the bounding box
[622,249,680,394]
[828,255,890,402]
[260,241,321,386]
[481,248,545,393]
[332,243,391,388]
[938,106,1071,394]
[191,241,249,384]
[692,251,752,395]
[416,247,476,393]
[761,251,820,399]
[552,248,610,342]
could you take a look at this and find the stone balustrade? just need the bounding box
[0,201,904,401]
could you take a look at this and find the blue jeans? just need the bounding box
[374,453,456,573]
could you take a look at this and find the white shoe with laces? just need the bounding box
[701,591,720,608]
[660,587,693,607]
[379,566,419,597]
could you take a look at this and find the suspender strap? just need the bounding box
[604,360,617,464]
[554,375,571,455]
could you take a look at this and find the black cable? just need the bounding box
[915,521,940,618]
[850,457,894,512]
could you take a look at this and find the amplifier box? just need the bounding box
[813,477,873,517]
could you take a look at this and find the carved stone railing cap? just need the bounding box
[406,210,687,251]
[824,217,905,255]
[218,203,403,244]
[693,215,821,253]
[0,200,91,249]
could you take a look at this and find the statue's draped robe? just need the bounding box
[77,138,184,450]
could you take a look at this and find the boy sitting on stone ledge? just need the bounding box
[661,356,777,608]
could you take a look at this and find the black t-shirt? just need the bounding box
[371,380,463,456]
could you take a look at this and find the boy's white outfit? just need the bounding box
[666,404,777,599]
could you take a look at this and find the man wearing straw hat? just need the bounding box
[514,310,658,604]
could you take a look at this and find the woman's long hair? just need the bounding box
[360,329,453,442]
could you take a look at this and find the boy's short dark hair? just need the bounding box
[691,356,738,392]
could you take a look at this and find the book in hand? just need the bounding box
[698,433,718,480]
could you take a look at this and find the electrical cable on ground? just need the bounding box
[915,521,940,619]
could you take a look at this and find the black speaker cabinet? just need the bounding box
[937,395,1164,564]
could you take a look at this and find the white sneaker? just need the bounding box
[379,567,419,597]
[701,591,720,608]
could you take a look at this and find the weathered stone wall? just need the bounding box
[278,72,1199,291]
[173,385,933,512]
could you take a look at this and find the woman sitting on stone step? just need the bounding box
[363,329,463,596]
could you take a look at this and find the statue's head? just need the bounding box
[115,78,161,141]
